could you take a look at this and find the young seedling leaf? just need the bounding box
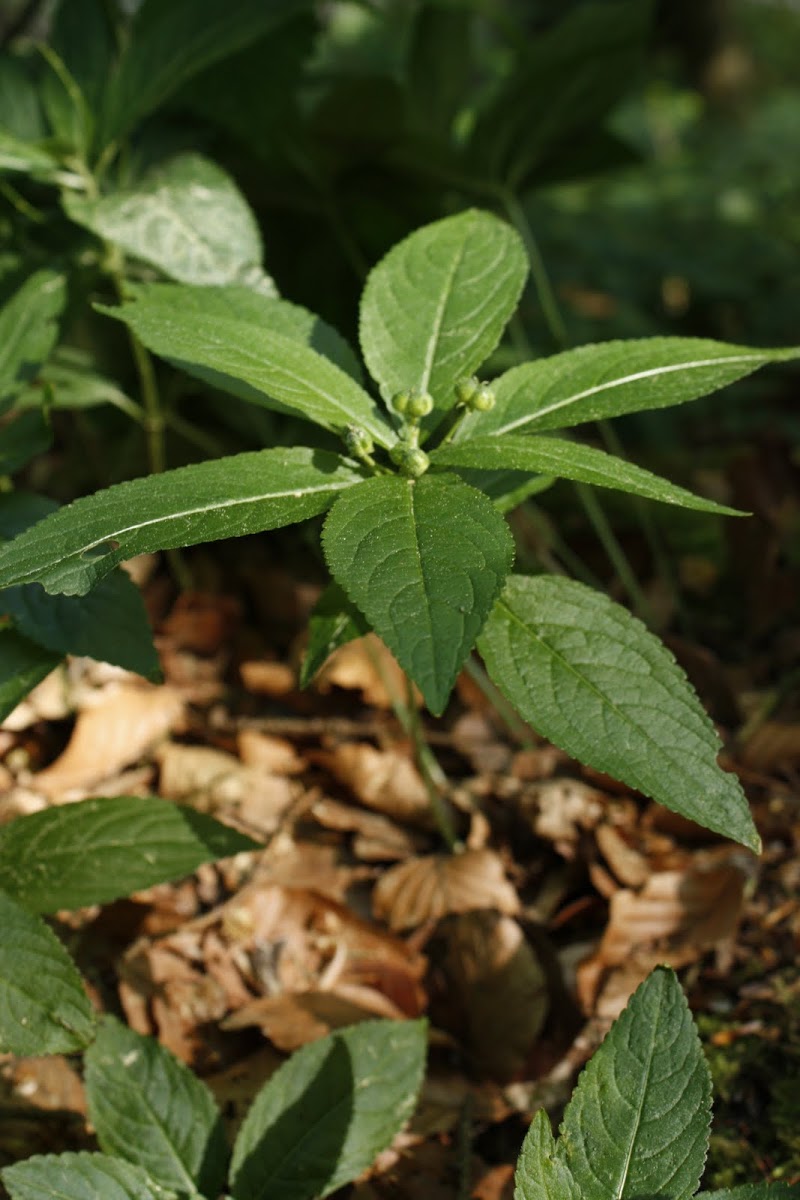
[0,447,365,596]
[0,796,258,914]
[0,890,96,1055]
[0,270,65,413]
[431,435,744,515]
[2,1152,178,1200]
[98,293,391,445]
[557,967,711,1200]
[323,473,514,714]
[479,576,759,850]
[457,337,800,440]
[98,0,306,146]
[64,153,274,292]
[86,1016,228,1198]
[359,209,527,424]
[111,283,364,383]
[0,628,61,723]
[300,581,369,688]
[515,1109,580,1200]
[229,1019,426,1200]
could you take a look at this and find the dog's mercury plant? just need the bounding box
[1,210,797,852]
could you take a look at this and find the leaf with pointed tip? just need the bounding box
[2,1152,178,1200]
[230,1019,426,1200]
[359,209,527,425]
[0,270,65,413]
[0,890,96,1055]
[0,628,60,723]
[557,968,711,1200]
[0,447,365,596]
[0,796,258,914]
[456,337,800,440]
[86,1016,228,1198]
[65,153,274,291]
[515,1109,580,1200]
[299,581,369,688]
[323,473,514,715]
[479,575,758,850]
[98,292,390,444]
[431,435,744,515]
[98,0,306,146]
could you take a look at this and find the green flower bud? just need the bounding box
[454,376,480,406]
[390,444,430,477]
[405,388,433,419]
[471,383,496,412]
[391,390,412,415]
[342,424,374,458]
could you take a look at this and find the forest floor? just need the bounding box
[1,430,798,1196]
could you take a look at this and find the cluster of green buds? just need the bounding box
[389,441,429,477]
[342,423,375,463]
[454,375,495,412]
[391,387,434,422]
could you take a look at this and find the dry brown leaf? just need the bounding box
[240,660,296,697]
[429,912,549,1080]
[577,845,755,1019]
[318,741,433,827]
[450,712,511,774]
[160,591,240,654]
[315,634,412,708]
[310,796,422,861]
[2,1055,86,1115]
[238,729,305,775]
[33,684,184,799]
[2,667,70,731]
[520,778,605,851]
[373,849,519,931]
[595,823,650,888]
[156,741,294,835]
[221,988,406,1052]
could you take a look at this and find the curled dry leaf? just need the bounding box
[316,633,413,708]
[32,683,184,799]
[373,849,519,931]
[238,728,305,774]
[310,796,423,861]
[429,912,549,1080]
[595,822,650,888]
[519,777,606,852]
[2,666,70,731]
[318,741,433,827]
[577,845,756,1021]
[221,986,407,1052]
[156,741,294,837]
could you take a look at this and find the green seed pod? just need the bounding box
[342,424,374,458]
[390,444,430,478]
[391,389,412,415]
[471,383,496,412]
[454,376,480,406]
[405,389,433,419]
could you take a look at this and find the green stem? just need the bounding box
[499,188,568,351]
[574,482,655,624]
[464,657,536,748]
[402,673,461,851]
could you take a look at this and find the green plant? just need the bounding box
[1,209,796,851]
[0,1011,426,1200]
[0,797,257,1057]
[515,967,799,1200]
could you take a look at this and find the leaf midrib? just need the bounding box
[612,998,660,1200]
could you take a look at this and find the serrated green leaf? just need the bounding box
[98,292,391,445]
[0,270,65,412]
[2,1152,178,1200]
[86,1016,228,1198]
[458,338,800,440]
[557,967,711,1200]
[323,473,514,715]
[515,1109,580,1200]
[0,628,61,723]
[0,447,365,596]
[0,890,96,1055]
[98,0,307,146]
[700,1187,800,1200]
[230,1019,426,1200]
[112,283,363,383]
[359,210,527,425]
[479,576,759,850]
[431,435,744,515]
[300,581,369,688]
[3,571,160,679]
[0,796,258,914]
[64,154,274,291]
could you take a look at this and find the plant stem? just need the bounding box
[499,188,568,351]
[402,673,461,851]
[574,482,655,624]
[464,657,537,747]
